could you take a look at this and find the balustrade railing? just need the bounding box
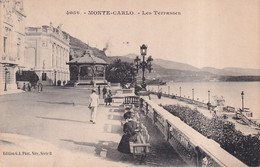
[79,76,104,80]
[140,97,246,167]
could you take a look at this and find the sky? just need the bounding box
[22,0,260,69]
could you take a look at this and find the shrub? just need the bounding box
[162,104,260,166]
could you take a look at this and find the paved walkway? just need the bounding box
[0,87,185,167]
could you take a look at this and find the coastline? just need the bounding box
[147,81,260,119]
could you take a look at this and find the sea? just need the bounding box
[147,81,260,119]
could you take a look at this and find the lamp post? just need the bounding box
[208,90,211,103]
[192,88,194,100]
[207,90,211,110]
[134,44,153,90]
[241,91,244,111]
[179,87,182,97]
[4,67,8,91]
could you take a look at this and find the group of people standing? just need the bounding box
[22,81,43,93]
[97,85,112,105]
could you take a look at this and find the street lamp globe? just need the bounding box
[241,91,244,96]
[140,44,147,56]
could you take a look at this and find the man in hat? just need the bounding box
[88,89,99,124]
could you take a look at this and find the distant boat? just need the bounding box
[209,78,219,82]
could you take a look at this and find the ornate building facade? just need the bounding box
[24,23,70,86]
[0,0,26,91]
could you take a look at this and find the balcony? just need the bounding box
[1,56,18,65]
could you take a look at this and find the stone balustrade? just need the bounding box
[140,97,247,167]
[25,26,70,42]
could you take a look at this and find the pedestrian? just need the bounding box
[37,81,43,93]
[23,83,27,91]
[98,85,101,95]
[102,86,107,99]
[28,83,31,91]
[40,83,43,92]
[105,90,112,105]
[37,81,40,93]
[88,89,99,124]
[37,82,43,93]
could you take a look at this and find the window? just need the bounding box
[3,37,7,53]
[42,73,47,81]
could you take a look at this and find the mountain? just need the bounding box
[109,54,215,82]
[118,54,260,76]
[111,53,200,71]
[109,54,260,82]
[66,36,260,82]
[201,67,260,76]
[153,58,200,71]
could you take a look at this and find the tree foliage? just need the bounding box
[105,59,136,85]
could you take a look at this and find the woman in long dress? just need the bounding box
[117,112,138,154]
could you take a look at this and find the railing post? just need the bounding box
[167,121,171,142]
[145,102,149,115]
[140,98,144,108]
[153,109,157,124]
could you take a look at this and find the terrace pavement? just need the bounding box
[0,87,186,167]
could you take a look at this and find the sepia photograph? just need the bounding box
[0,0,260,166]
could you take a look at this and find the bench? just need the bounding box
[129,123,150,162]
[120,102,150,162]
[123,96,140,109]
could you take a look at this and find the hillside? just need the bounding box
[117,54,260,76]
[69,35,111,62]
[110,55,215,82]
[112,54,200,71]
[110,54,260,82]
[153,58,200,71]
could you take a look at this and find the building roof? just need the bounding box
[68,49,108,65]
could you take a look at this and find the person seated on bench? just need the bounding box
[124,109,140,124]
[117,112,139,154]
